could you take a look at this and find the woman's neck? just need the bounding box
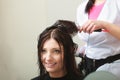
[95,0,106,5]
[49,70,67,78]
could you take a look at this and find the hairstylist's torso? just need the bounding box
[77,0,120,59]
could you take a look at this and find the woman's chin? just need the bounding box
[46,68,56,73]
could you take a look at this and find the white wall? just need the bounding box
[0,0,47,80]
[47,0,81,23]
[46,0,84,45]
[0,0,83,80]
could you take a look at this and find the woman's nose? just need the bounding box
[45,52,52,60]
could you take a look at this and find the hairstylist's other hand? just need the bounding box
[79,20,104,33]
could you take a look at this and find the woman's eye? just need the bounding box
[54,50,61,54]
[41,50,46,54]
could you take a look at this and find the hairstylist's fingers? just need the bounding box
[82,23,92,33]
[86,22,94,33]
[79,27,83,32]
[90,25,96,33]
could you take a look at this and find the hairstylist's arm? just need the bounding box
[102,21,120,40]
[79,20,120,40]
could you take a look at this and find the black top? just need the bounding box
[31,73,83,80]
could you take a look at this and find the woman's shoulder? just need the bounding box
[68,73,83,80]
[31,74,49,80]
[31,76,40,80]
[31,73,83,80]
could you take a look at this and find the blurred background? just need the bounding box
[0,0,83,80]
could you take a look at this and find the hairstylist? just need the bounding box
[76,0,120,76]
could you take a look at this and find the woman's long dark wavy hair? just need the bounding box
[37,20,81,79]
[85,0,95,13]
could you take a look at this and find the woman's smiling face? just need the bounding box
[41,38,66,77]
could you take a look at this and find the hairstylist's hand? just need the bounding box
[79,20,104,33]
